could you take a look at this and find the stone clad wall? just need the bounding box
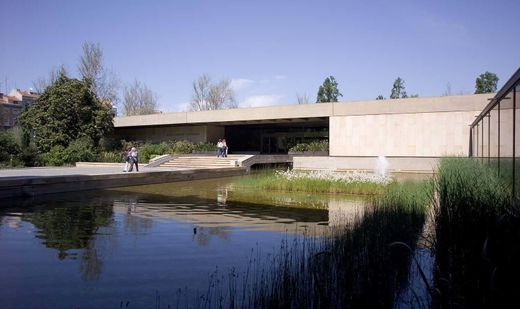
[329,95,490,157]
[330,111,479,157]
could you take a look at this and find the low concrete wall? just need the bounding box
[293,156,439,173]
[0,167,248,199]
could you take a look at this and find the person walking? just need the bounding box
[129,147,139,172]
[222,139,228,157]
[216,139,223,158]
[123,148,131,172]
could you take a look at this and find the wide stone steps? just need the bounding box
[161,155,243,169]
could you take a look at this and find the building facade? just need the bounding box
[0,89,39,130]
[114,94,491,172]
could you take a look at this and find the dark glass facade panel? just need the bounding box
[515,85,520,197]
[471,69,520,199]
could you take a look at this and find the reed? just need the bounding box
[432,157,520,308]
[173,158,520,308]
[181,179,431,308]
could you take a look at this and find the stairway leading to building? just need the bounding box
[160,154,247,169]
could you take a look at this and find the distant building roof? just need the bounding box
[16,89,40,98]
[0,94,22,104]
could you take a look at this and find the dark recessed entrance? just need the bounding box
[225,120,328,154]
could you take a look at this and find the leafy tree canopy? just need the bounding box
[390,77,408,99]
[316,76,342,103]
[19,73,114,153]
[475,71,499,94]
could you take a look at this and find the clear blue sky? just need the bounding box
[1,0,518,112]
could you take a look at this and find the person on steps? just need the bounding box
[216,139,223,158]
[222,139,228,157]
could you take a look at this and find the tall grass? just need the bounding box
[181,180,432,308]
[432,157,520,308]
[170,158,519,308]
[235,170,391,195]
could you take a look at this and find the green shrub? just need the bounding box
[192,142,215,152]
[99,136,121,151]
[139,142,170,162]
[171,140,194,154]
[289,140,329,152]
[43,145,66,166]
[43,138,96,166]
[289,143,308,152]
[0,131,21,163]
[97,151,122,163]
[19,145,43,167]
[307,140,329,152]
[62,137,96,163]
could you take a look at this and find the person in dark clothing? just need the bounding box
[128,147,139,172]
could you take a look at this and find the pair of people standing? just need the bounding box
[123,147,139,172]
[216,139,228,158]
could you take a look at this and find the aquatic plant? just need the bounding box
[182,179,431,308]
[235,169,392,195]
[432,157,520,308]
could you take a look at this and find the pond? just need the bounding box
[0,176,367,308]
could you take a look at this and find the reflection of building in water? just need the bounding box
[1,213,23,229]
[217,188,228,207]
[111,197,367,238]
[121,198,153,234]
[192,226,229,247]
[328,198,366,227]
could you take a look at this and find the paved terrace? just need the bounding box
[0,165,248,200]
[0,155,293,200]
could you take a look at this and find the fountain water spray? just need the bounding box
[375,156,389,177]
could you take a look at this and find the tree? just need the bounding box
[297,93,310,104]
[207,79,236,110]
[376,95,385,100]
[19,73,113,153]
[78,42,119,105]
[190,75,237,111]
[190,74,211,111]
[390,77,408,99]
[475,71,499,94]
[32,65,67,93]
[122,80,159,116]
[316,76,342,103]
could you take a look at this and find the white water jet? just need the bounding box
[375,155,389,177]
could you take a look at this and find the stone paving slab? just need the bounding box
[0,165,246,199]
[0,165,200,179]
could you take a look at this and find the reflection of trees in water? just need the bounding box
[80,239,102,281]
[192,226,230,247]
[22,202,114,279]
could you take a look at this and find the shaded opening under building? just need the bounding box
[115,117,329,154]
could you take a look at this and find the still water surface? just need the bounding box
[0,176,365,307]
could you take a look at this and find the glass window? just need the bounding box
[515,85,520,198]
[490,104,499,168]
[499,93,514,189]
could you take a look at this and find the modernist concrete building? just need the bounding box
[114,94,491,172]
